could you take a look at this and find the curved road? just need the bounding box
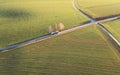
[73,0,120,48]
[0,0,120,52]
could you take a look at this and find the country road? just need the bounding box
[72,0,95,22]
[0,0,120,52]
[72,0,120,49]
[97,23,120,46]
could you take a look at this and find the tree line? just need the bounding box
[48,23,65,33]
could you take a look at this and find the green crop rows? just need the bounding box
[0,0,88,47]
[103,19,120,41]
[0,0,120,75]
[76,0,120,18]
[0,25,120,75]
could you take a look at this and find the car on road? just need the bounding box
[50,31,59,35]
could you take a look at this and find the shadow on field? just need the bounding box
[95,14,120,21]
[0,9,31,19]
[97,25,120,53]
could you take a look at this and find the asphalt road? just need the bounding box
[73,0,120,48]
[0,0,120,52]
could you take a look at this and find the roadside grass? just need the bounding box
[76,0,120,18]
[0,25,119,75]
[0,0,88,47]
[102,19,120,41]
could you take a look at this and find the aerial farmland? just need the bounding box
[0,0,120,75]
[103,19,120,41]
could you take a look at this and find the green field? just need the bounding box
[103,19,120,41]
[76,0,120,18]
[0,0,120,75]
[0,25,119,75]
[0,0,88,47]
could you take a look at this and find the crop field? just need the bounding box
[0,25,119,75]
[0,0,88,47]
[103,19,120,41]
[76,0,120,19]
[0,0,120,75]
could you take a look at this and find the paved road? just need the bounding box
[0,0,120,52]
[58,16,120,35]
[73,0,120,48]
[72,0,95,22]
[73,0,120,22]
[0,34,53,52]
[97,23,120,47]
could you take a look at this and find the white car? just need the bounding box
[51,31,59,35]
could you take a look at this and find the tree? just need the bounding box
[57,23,65,31]
[55,24,58,31]
[48,25,53,33]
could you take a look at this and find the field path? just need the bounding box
[73,0,120,49]
[0,0,120,52]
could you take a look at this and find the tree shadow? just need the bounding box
[0,9,31,19]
